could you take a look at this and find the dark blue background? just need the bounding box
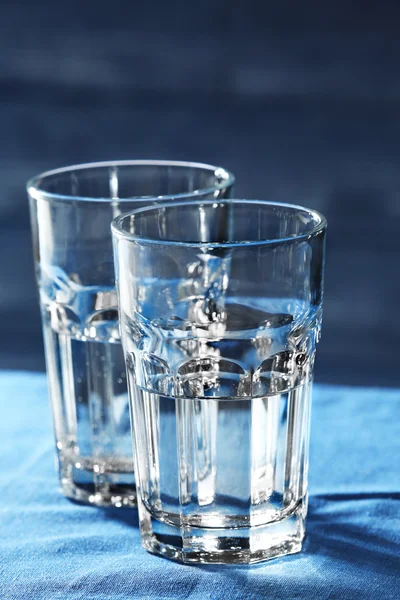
[1,1,399,386]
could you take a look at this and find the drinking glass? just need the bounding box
[28,160,234,507]
[112,199,326,562]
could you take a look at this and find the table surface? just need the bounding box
[0,372,399,600]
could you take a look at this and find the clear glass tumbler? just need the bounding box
[112,199,326,563]
[28,160,234,507]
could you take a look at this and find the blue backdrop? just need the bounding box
[0,1,399,386]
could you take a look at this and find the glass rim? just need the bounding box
[26,159,235,204]
[111,198,327,248]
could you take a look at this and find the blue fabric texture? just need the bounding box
[0,372,399,599]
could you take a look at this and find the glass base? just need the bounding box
[139,500,306,564]
[59,457,136,507]
[61,480,137,507]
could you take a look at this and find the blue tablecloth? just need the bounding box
[0,372,399,599]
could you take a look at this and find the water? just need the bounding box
[130,381,311,525]
[41,276,136,506]
[122,294,320,562]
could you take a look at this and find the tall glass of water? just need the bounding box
[28,160,234,507]
[112,199,326,562]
